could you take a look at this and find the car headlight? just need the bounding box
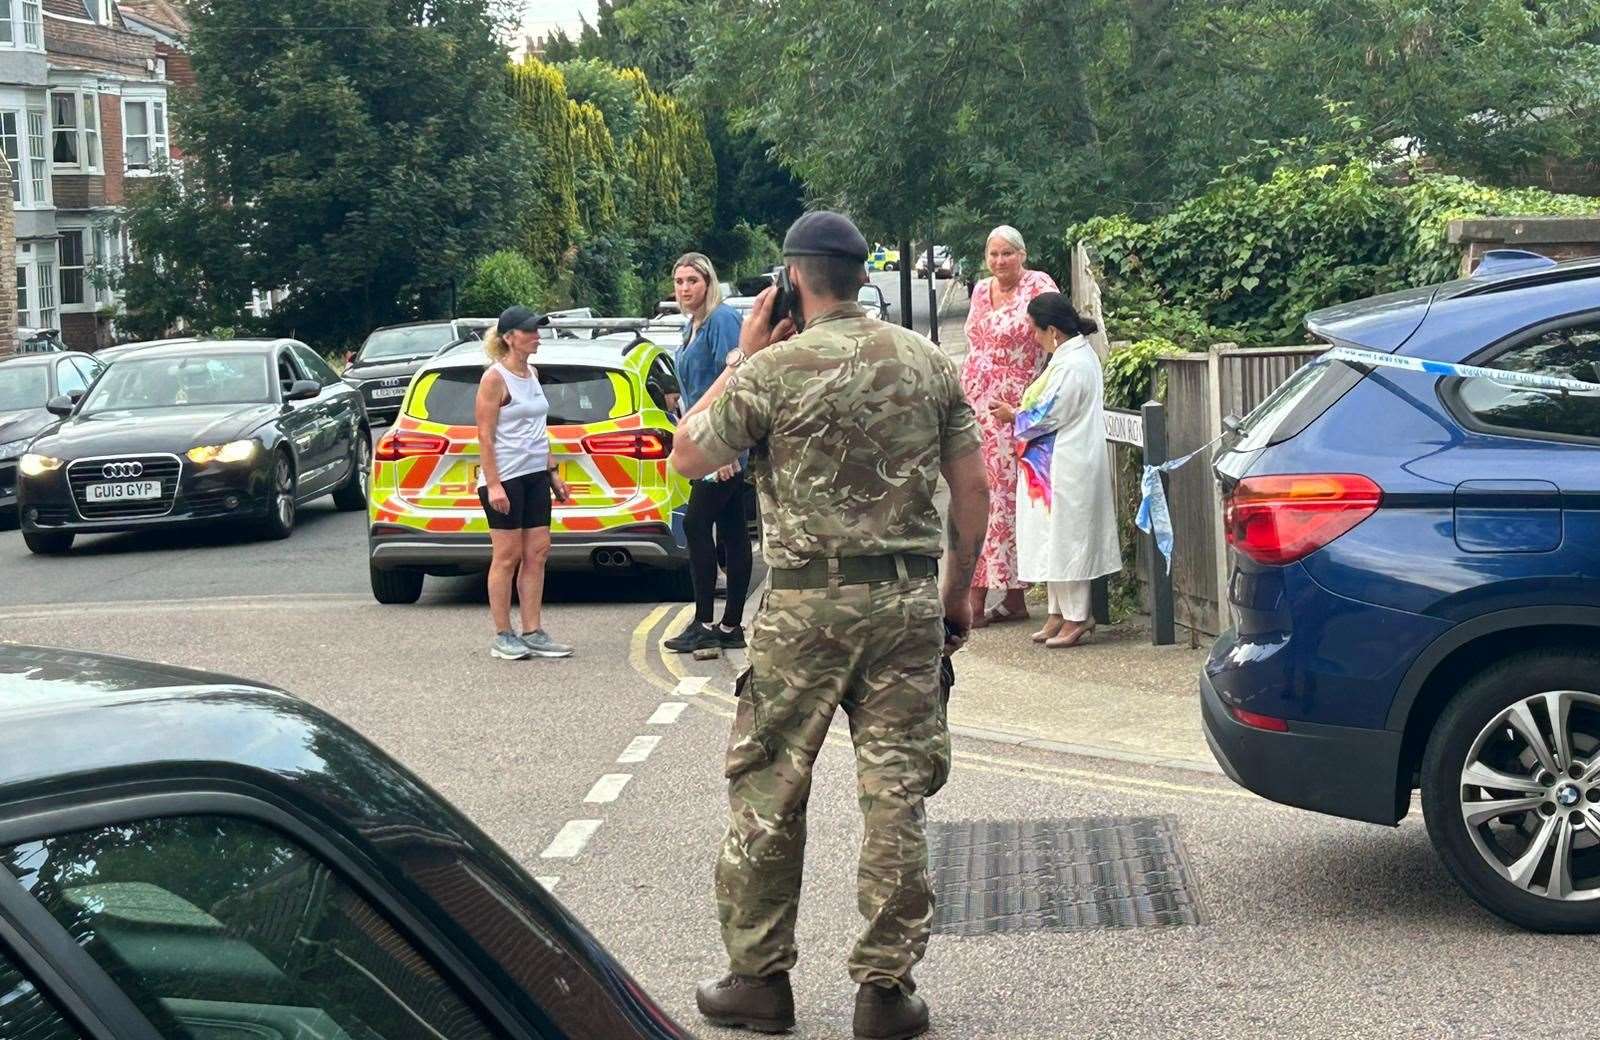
[186,439,259,464]
[0,438,29,459]
[19,453,63,476]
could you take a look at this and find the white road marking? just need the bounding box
[617,735,662,763]
[674,676,711,696]
[541,820,602,859]
[648,702,688,725]
[535,876,561,891]
[584,773,633,803]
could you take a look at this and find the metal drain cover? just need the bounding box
[928,815,1204,934]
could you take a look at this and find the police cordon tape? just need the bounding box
[1134,346,1600,572]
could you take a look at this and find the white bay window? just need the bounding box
[123,98,167,172]
[51,89,100,172]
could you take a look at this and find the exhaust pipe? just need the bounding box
[592,548,634,568]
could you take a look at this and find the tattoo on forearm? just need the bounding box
[945,513,982,591]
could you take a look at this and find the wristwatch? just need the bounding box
[724,349,746,369]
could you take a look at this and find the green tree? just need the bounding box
[540,26,580,61]
[508,57,580,274]
[459,250,551,316]
[122,0,530,348]
[699,0,1600,278]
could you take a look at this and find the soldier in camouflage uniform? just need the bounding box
[671,211,991,1040]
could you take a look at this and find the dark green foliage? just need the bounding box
[1076,165,1600,350]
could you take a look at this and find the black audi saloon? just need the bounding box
[0,643,691,1039]
[16,339,369,555]
[0,351,105,517]
[340,319,493,425]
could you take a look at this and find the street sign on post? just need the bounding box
[1104,409,1144,447]
[1141,400,1176,646]
[926,241,940,345]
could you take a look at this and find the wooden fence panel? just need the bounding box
[1155,345,1327,636]
[1156,354,1219,633]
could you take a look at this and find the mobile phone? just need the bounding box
[770,267,798,330]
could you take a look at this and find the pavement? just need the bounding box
[948,615,1216,772]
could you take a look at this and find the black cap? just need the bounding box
[497,305,549,336]
[782,211,870,262]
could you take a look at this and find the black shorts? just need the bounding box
[479,470,552,531]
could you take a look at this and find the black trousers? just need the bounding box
[685,473,752,626]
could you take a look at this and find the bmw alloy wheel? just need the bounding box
[1460,690,1600,901]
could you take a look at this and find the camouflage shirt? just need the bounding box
[682,303,981,569]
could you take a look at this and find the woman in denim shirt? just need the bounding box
[664,252,753,654]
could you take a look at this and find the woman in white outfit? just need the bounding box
[476,305,575,660]
[987,292,1120,648]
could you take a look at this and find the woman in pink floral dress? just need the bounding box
[961,225,1060,625]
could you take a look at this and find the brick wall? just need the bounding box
[51,174,106,211]
[44,18,155,78]
[60,312,98,350]
[1449,217,1600,277]
[0,161,15,346]
[98,91,123,203]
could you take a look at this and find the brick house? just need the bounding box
[0,0,169,350]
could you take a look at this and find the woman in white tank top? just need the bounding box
[475,305,574,660]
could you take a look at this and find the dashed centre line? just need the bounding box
[647,702,688,725]
[584,773,633,803]
[674,676,711,696]
[618,735,663,763]
[541,819,603,859]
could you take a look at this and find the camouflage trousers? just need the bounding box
[715,572,951,991]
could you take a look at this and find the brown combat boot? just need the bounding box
[695,971,795,1033]
[852,981,929,1040]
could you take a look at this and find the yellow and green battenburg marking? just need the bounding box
[368,344,691,536]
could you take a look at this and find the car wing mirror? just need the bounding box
[46,394,76,416]
[285,379,321,402]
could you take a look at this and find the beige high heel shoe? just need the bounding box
[1032,615,1066,643]
[1045,621,1095,649]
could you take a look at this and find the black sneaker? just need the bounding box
[716,625,747,649]
[664,622,720,654]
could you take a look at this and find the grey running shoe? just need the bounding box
[522,628,575,658]
[491,631,531,660]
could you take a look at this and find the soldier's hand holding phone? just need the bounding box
[739,286,798,360]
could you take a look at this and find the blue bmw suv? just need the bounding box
[1203,251,1600,932]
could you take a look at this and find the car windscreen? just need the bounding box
[412,366,633,426]
[82,355,274,414]
[0,364,48,411]
[358,325,455,362]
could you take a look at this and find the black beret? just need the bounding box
[782,211,870,262]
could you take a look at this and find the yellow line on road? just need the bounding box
[954,749,1252,800]
[627,604,676,694]
[658,604,696,680]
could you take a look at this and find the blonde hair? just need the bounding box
[987,224,1027,256]
[483,326,508,363]
[673,252,723,322]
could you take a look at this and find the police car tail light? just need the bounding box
[1224,473,1381,565]
[582,431,671,459]
[374,431,449,461]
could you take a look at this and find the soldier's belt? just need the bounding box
[768,554,938,590]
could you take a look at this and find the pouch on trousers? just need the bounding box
[724,667,771,780]
[926,650,954,797]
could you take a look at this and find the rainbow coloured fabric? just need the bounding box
[1014,379,1058,508]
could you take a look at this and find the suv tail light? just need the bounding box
[582,431,671,460]
[375,430,449,461]
[1224,473,1381,565]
